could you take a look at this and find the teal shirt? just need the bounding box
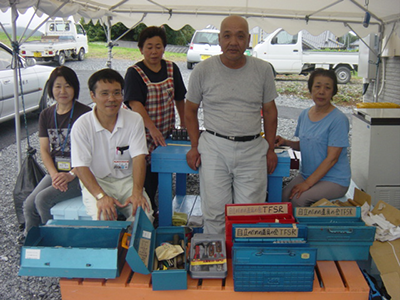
[295,107,351,187]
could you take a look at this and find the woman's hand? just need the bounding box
[289,182,312,200]
[51,172,75,192]
[275,135,285,147]
[149,126,166,147]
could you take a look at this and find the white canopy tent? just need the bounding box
[0,0,399,168]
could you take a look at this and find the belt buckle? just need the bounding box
[228,136,235,141]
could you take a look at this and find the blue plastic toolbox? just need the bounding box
[232,223,317,292]
[125,207,188,291]
[19,220,131,279]
[295,206,376,260]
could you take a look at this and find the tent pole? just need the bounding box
[11,3,22,171]
[106,16,112,68]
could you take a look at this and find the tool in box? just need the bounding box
[189,233,227,279]
[124,207,188,290]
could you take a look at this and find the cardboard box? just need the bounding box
[125,207,187,291]
[369,200,400,300]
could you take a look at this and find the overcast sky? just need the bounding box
[1,8,48,30]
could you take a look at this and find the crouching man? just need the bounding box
[71,68,153,222]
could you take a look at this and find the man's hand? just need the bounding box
[96,195,125,220]
[266,148,278,174]
[124,190,151,217]
[186,147,201,170]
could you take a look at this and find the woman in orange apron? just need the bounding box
[124,26,186,221]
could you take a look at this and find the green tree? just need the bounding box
[81,18,194,46]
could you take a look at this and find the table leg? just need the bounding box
[175,173,186,196]
[267,176,283,202]
[158,172,173,226]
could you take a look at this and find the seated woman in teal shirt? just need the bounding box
[275,68,351,207]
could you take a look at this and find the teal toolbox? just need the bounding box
[19,220,131,279]
[295,206,376,260]
[231,223,317,292]
[125,207,188,291]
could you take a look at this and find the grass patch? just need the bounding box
[89,43,186,61]
[0,35,186,62]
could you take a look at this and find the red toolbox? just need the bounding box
[225,202,295,257]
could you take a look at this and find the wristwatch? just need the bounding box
[96,193,105,200]
[69,170,76,177]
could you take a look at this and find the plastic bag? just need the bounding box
[13,147,46,227]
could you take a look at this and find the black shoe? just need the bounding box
[17,233,26,246]
[18,223,25,232]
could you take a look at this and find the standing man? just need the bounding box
[71,69,153,222]
[185,15,278,234]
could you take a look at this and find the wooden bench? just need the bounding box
[60,260,369,300]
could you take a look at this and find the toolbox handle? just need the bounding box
[121,232,131,249]
[328,229,353,234]
[255,250,296,257]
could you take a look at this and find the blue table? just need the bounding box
[152,140,290,226]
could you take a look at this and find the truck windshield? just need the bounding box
[48,23,71,32]
[272,31,298,45]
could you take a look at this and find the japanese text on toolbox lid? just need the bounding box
[235,226,299,238]
[296,207,357,217]
[226,204,289,216]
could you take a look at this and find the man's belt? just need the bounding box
[206,130,260,142]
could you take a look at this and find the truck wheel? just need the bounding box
[57,52,66,66]
[78,48,85,61]
[187,62,193,69]
[335,67,351,84]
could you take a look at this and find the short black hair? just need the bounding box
[88,68,124,94]
[308,68,338,97]
[138,26,167,49]
[47,66,80,100]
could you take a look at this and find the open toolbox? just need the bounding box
[225,202,296,257]
[125,207,188,291]
[295,206,376,260]
[231,223,317,292]
[19,220,131,279]
[189,233,227,279]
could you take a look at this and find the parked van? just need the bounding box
[186,29,221,69]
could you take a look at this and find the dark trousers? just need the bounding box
[144,163,159,214]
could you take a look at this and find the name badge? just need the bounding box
[114,160,129,169]
[114,145,130,169]
[55,156,71,171]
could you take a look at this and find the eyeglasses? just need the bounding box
[97,90,123,99]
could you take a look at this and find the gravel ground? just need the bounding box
[0,58,358,300]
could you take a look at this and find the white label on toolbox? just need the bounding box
[142,230,152,239]
[226,204,288,216]
[296,207,357,217]
[235,227,298,237]
[25,249,41,260]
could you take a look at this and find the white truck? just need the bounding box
[20,19,89,66]
[252,28,359,84]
